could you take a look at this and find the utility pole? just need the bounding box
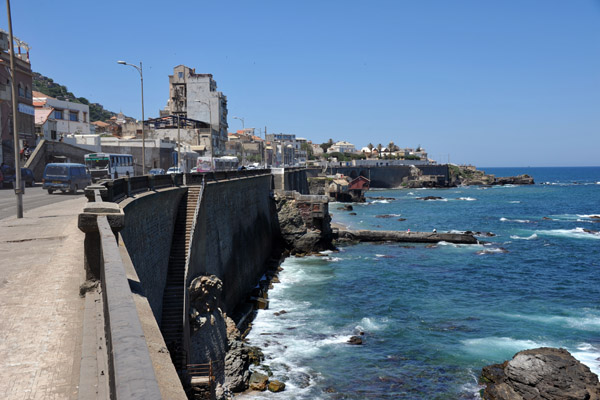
[6,0,22,218]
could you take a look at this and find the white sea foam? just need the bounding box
[536,227,600,240]
[573,343,600,376]
[510,233,538,240]
[577,214,600,219]
[371,199,390,204]
[497,312,600,331]
[499,217,531,223]
[462,337,546,358]
[327,257,342,262]
[509,201,521,204]
[457,197,477,201]
[356,317,388,331]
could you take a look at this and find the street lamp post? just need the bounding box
[6,0,22,218]
[233,116,244,130]
[117,60,146,174]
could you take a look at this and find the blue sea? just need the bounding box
[239,167,600,399]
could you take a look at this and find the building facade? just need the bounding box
[0,31,35,167]
[161,65,228,156]
[33,91,91,139]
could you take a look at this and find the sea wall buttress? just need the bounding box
[187,174,280,314]
[119,187,186,321]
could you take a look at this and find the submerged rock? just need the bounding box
[347,336,363,345]
[480,347,600,400]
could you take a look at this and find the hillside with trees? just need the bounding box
[32,72,119,122]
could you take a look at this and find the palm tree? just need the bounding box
[367,143,374,151]
[377,143,383,159]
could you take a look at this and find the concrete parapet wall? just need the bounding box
[187,175,279,313]
[119,187,186,321]
[272,168,309,194]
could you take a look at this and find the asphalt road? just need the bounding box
[0,184,86,220]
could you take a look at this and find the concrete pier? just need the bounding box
[336,229,478,244]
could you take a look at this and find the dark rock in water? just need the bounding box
[347,336,363,345]
[474,231,496,237]
[268,380,286,393]
[349,212,357,215]
[273,310,287,316]
[249,371,269,391]
[337,204,353,211]
[590,215,600,219]
[480,347,600,400]
[397,218,407,221]
[417,196,444,201]
[376,214,395,218]
[495,174,535,185]
[583,228,599,235]
[542,217,552,220]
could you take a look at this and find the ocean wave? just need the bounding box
[356,317,388,332]
[577,214,600,219]
[536,227,600,240]
[509,201,521,204]
[457,197,477,201]
[371,200,390,204]
[510,233,538,240]
[437,241,485,249]
[497,312,600,331]
[500,217,531,223]
[462,336,547,358]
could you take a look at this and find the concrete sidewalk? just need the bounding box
[0,197,87,400]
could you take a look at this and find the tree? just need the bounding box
[377,143,383,158]
[367,143,374,151]
[320,138,335,153]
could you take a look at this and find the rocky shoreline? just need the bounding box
[479,347,600,399]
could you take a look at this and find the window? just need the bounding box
[18,84,24,97]
[178,72,183,79]
[25,86,31,99]
[54,110,63,120]
[51,130,57,140]
[82,112,87,123]
[69,111,78,122]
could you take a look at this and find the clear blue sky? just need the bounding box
[5,0,600,166]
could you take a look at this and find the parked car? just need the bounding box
[42,163,91,194]
[166,167,183,175]
[3,167,35,187]
[148,168,165,175]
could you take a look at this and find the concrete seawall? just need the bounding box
[187,175,280,313]
[119,187,186,322]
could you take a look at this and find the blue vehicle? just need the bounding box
[42,163,91,194]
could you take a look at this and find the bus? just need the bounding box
[84,153,134,181]
[195,156,240,172]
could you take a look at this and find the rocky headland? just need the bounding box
[479,347,600,400]
[449,165,534,186]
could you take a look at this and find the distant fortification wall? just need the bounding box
[119,187,186,321]
[187,175,279,313]
[330,164,450,188]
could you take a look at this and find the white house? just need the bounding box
[33,91,91,137]
[329,141,356,153]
